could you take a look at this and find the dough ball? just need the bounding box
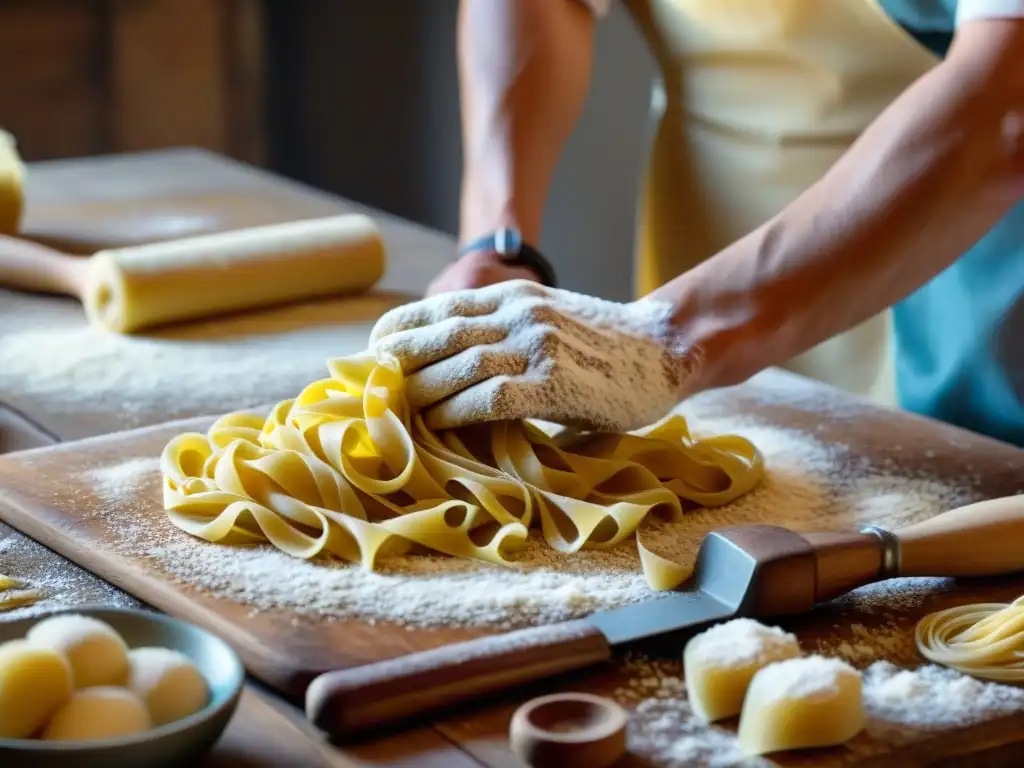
[738,655,864,756]
[684,618,802,722]
[27,614,129,688]
[43,687,152,742]
[0,640,73,739]
[128,647,209,726]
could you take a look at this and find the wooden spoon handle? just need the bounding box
[805,495,1024,602]
[0,234,88,298]
[305,619,611,737]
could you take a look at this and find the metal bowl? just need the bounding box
[0,606,245,768]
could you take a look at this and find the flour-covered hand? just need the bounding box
[369,280,702,432]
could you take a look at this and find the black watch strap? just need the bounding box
[459,227,558,288]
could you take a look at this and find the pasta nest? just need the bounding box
[162,351,764,590]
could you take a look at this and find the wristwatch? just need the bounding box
[459,227,558,288]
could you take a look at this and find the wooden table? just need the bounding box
[0,147,456,443]
[4,149,1024,767]
[0,148,477,766]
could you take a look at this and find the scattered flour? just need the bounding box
[686,618,799,669]
[748,655,854,703]
[615,653,1024,767]
[90,457,163,503]
[816,616,924,667]
[0,294,401,436]
[862,661,1024,734]
[0,528,140,620]
[615,656,765,768]
[59,377,989,631]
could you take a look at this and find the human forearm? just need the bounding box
[650,21,1024,391]
[458,0,595,246]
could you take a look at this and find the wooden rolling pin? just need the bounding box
[0,214,386,333]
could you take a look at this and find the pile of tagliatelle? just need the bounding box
[161,351,765,591]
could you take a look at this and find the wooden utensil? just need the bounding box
[306,495,1024,736]
[509,693,627,768]
[0,214,385,333]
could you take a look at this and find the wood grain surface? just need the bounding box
[2,370,1024,766]
[0,0,265,164]
[0,413,474,768]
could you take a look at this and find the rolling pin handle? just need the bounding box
[305,619,611,738]
[0,234,89,298]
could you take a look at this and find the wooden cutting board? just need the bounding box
[3,370,1024,767]
[0,414,497,700]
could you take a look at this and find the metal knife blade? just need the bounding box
[584,528,763,645]
[587,587,736,645]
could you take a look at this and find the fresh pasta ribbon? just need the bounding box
[161,350,765,589]
[0,574,40,613]
[916,596,1024,682]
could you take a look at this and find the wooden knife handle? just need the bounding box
[805,495,1024,602]
[892,495,1024,577]
[0,234,88,298]
[305,619,611,737]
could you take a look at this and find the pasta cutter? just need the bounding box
[306,495,1024,737]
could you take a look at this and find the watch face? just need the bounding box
[494,227,522,256]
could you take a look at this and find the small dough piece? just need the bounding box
[42,687,151,741]
[0,128,24,235]
[684,618,802,722]
[0,640,74,739]
[27,614,130,688]
[738,655,864,755]
[128,647,210,725]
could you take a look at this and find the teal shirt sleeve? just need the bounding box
[879,0,958,55]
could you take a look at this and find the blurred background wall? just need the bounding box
[267,1,656,300]
[0,0,655,299]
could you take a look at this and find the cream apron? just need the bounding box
[625,0,939,404]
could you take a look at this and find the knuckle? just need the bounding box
[508,279,548,298]
[519,299,560,326]
[533,326,565,354]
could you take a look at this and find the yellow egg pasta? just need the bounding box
[0,574,40,613]
[161,351,764,590]
[916,596,1024,682]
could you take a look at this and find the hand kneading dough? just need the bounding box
[738,656,864,755]
[0,128,24,235]
[27,614,129,688]
[128,647,209,725]
[684,618,802,722]
[83,214,386,333]
[0,640,73,739]
[43,687,151,741]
